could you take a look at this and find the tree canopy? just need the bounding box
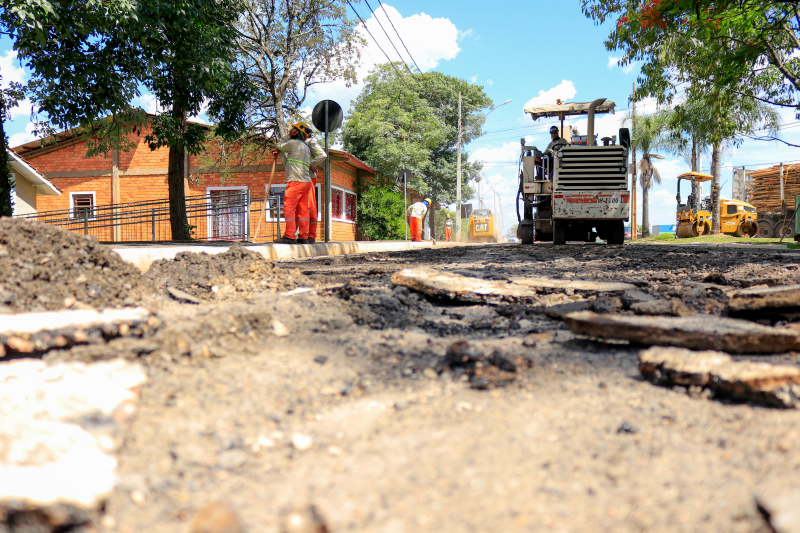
[342,63,492,204]
[582,0,800,115]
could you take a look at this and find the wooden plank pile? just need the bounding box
[747,164,800,211]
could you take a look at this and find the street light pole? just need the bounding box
[455,91,462,242]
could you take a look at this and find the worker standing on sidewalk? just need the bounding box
[444,213,453,242]
[406,198,430,242]
[305,135,327,244]
[271,123,314,244]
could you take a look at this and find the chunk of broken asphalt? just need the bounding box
[639,346,800,408]
[166,286,201,304]
[544,301,592,319]
[729,284,800,312]
[189,501,243,533]
[622,289,656,307]
[278,503,330,533]
[617,422,636,434]
[564,311,800,354]
[756,486,800,533]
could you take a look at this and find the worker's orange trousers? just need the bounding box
[307,177,318,240]
[283,181,312,240]
[445,227,452,241]
[410,217,422,242]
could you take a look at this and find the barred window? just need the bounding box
[345,192,357,222]
[332,189,343,219]
[71,193,95,220]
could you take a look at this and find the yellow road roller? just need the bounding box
[468,208,496,242]
[675,172,758,238]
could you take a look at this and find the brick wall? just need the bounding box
[26,130,370,242]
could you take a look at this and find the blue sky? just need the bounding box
[3,1,800,233]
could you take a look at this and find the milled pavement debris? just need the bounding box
[563,311,800,354]
[0,358,146,530]
[278,503,330,533]
[756,485,800,533]
[189,501,244,533]
[0,307,158,358]
[390,267,635,304]
[729,284,800,312]
[639,346,800,408]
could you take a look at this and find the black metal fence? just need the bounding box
[15,191,287,243]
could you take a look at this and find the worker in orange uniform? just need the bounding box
[406,198,430,242]
[305,135,327,244]
[444,213,453,241]
[271,123,314,244]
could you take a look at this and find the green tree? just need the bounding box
[342,63,491,207]
[2,0,252,240]
[0,77,23,217]
[582,0,800,121]
[235,0,363,138]
[356,179,405,240]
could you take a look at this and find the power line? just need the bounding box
[376,0,425,75]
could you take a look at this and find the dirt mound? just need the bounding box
[142,246,309,300]
[0,218,146,312]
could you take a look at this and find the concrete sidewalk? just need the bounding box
[114,240,470,271]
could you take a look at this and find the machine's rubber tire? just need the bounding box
[606,220,625,245]
[756,219,775,238]
[778,223,794,238]
[733,221,757,238]
[553,221,566,245]
[703,222,712,235]
[519,224,534,245]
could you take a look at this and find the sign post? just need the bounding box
[399,168,413,241]
[312,100,343,243]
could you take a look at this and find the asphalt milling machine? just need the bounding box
[516,98,631,245]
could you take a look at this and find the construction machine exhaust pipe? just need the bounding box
[586,98,607,147]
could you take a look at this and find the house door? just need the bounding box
[209,188,248,240]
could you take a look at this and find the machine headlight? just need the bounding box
[621,166,627,174]
[556,151,563,158]
[622,149,628,157]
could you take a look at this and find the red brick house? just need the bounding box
[12,119,377,243]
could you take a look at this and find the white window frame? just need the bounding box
[206,186,249,241]
[331,185,357,225]
[69,191,97,221]
[265,184,287,222]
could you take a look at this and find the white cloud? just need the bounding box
[470,74,478,83]
[622,63,636,74]
[522,80,576,110]
[607,56,621,69]
[485,79,494,87]
[9,123,37,148]
[458,29,474,41]
[0,51,26,86]
[310,4,461,111]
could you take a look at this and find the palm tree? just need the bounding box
[624,111,669,238]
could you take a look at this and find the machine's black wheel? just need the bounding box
[553,220,566,245]
[733,221,757,238]
[606,220,625,245]
[778,223,794,238]
[519,224,534,245]
[756,219,775,238]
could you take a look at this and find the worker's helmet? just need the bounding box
[293,122,313,137]
[446,214,450,218]
[424,198,431,204]
[549,126,559,135]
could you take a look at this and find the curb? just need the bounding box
[113,240,471,271]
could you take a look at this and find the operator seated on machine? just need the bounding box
[535,125,568,178]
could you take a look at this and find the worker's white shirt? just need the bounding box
[407,202,427,219]
[445,219,453,228]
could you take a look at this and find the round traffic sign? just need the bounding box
[312,100,343,133]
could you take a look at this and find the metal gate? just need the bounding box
[209,189,249,241]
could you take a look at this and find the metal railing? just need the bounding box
[15,192,287,243]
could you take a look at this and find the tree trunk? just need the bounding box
[690,136,700,203]
[641,174,651,237]
[168,106,190,241]
[0,103,13,217]
[711,143,722,234]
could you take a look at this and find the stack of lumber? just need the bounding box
[747,164,800,211]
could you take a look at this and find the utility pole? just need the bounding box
[631,82,637,240]
[455,91,462,242]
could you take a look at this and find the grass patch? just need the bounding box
[634,233,797,246]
